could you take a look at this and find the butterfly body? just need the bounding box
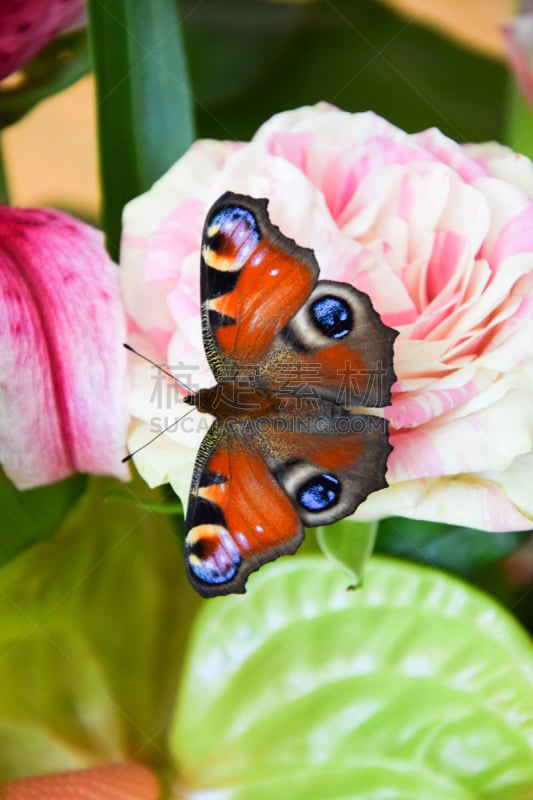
[183,192,397,597]
[186,381,285,420]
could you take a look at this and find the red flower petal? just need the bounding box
[0,0,86,80]
[2,763,160,800]
[0,207,128,488]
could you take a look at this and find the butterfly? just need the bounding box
[180,192,397,597]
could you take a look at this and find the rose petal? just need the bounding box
[464,141,533,197]
[0,207,128,488]
[357,473,532,532]
[412,126,488,181]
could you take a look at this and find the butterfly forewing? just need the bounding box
[200,192,319,380]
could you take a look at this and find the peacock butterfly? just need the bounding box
[176,191,398,597]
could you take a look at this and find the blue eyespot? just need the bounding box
[187,527,241,585]
[211,206,260,243]
[297,473,341,512]
[208,206,261,265]
[310,295,353,339]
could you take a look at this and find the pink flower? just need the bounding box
[0,0,85,80]
[0,207,128,488]
[2,762,159,799]
[121,104,533,532]
[502,9,533,107]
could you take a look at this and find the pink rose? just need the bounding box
[0,0,86,80]
[0,207,128,488]
[121,104,533,532]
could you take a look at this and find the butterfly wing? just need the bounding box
[184,401,389,597]
[184,420,303,597]
[256,398,390,528]
[200,192,318,380]
[188,192,397,596]
[260,279,397,408]
[201,192,397,407]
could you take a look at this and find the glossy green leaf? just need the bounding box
[87,0,194,258]
[376,516,532,577]
[0,469,87,567]
[0,475,199,781]
[172,556,533,799]
[0,31,90,129]
[316,519,377,586]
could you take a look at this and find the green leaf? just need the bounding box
[0,31,90,129]
[376,516,532,577]
[105,489,183,516]
[0,474,199,780]
[172,556,533,798]
[87,0,195,259]
[316,519,377,586]
[183,0,507,145]
[506,79,533,159]
[0,469,87,567]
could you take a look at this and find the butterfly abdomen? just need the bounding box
[186,383,288,421]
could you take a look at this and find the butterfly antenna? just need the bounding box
[122,406,197,463]
[123,342,192,393]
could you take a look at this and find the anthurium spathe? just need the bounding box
[0,206,128,488]
[2,763,160,800]
[0,0,85,81]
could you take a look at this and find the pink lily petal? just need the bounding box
[0,207,128,488]
[0,0,86,81]
[2,762,159,800]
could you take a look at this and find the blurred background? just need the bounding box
[2,0,515,220]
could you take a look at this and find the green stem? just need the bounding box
[0,136,10,205]
[87,0,195,260]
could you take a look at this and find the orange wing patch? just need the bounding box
[185,435,303,597]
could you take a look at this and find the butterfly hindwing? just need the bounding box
[184,420,304,597]
[259,279,397,408]
[200,192,318,379]
[255,398,391,527]
[184,399,390,597]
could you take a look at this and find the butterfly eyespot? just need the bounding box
[186,524,241,585]
[310,295,353,339]
[210,206,260,244]
[275,459,352,527]
[206,230,223,251]
[205,205,262,271]
[297,473,341,512]
[281,280,364,353]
